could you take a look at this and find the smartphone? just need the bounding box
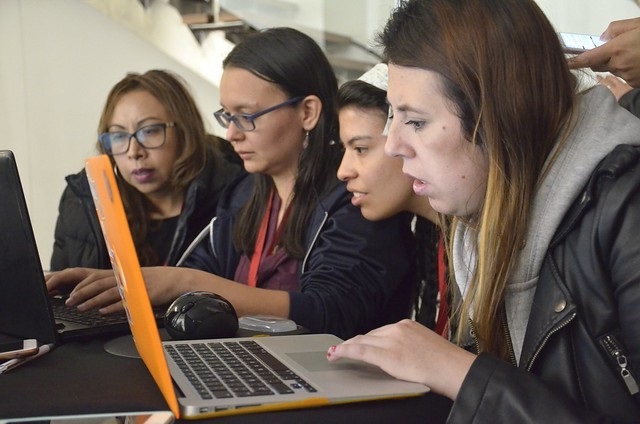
[559,32,606,54]
[0,411,174,424]
[0,339,39,360]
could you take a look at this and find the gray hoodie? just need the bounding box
[453,85,640,362]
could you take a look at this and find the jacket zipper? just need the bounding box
[500,306,517,365]
[526,311,576,371]
[301,211,328,272]
[601,334,640,395]
[468,319,480,354]
[467,309,516,365]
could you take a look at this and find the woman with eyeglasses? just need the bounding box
[49,69,243,271]
[46,28,416,339]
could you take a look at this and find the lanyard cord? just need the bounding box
[248,191,274,287]
[434,233,449,336]
[247,190,293,287]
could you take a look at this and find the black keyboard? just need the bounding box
[51,296,166,327]
[51,299,128,326]
[165,340,317,399]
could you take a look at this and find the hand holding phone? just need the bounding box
[559,32,606,54]
[0,339,38,360]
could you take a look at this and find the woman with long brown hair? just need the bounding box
[51,69,242,269]
[328,0,640,421]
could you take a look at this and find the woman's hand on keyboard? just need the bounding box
[46,268,123,314]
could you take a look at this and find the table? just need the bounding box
[0,336,452,423]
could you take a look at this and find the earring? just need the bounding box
[303,131,309,149]
[113,164,119,177]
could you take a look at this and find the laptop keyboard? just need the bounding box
[51,297,166,327]
[165,340,317,399]
[51,299,128,326]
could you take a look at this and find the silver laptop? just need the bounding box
[85,153,430,420]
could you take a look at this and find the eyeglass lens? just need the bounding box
[100,123,169,155]
[214,113,254,131]
[214,96,303,132]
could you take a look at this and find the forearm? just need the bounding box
[154,267,290,318]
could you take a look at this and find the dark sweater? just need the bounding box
[50,146,243,270]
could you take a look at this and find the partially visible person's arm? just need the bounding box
[597,73,634,100]
[45,267,113,297]
[568,17,640,88]
[50,172,109,271]
[46,266,291,318]
[598,73,640,118]
[327,319,475,400]
[50,187,73,271]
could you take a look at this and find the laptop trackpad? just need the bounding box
[287,351,377,372]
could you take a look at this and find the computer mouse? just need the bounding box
[238,315,298,333]
[164,291,239,340]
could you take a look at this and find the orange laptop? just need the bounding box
[85,154,429,420]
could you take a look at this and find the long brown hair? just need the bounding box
[96,69,209,265]
[379,0,576,355]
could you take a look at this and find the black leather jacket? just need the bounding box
[181,173,416,339]
[50,147,243,270]
[449,145,640,423]
[619,89,640,119]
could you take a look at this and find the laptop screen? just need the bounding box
[0,151,58,344]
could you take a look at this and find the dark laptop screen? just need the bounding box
[0,151,58,344]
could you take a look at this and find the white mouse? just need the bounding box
[238,315,298,333]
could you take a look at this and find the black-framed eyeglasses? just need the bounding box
[98,122,176,156]
[213,96,304,132]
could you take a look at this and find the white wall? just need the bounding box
[537,0,639,34]
[1,0,638,267]
[0,0,224,268]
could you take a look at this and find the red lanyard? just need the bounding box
[247,191,293,287]
[248,191,274,287]
[434,233,449,336]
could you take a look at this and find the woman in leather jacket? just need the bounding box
[327,0,640,422]
[50,70,242,270]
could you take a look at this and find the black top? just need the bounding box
[50,145,244,270]
[146,216,179,265]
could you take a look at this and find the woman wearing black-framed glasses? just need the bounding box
[50,69,243,270]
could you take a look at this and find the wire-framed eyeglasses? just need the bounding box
[98,122,176,156]
[213,96,304,132]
